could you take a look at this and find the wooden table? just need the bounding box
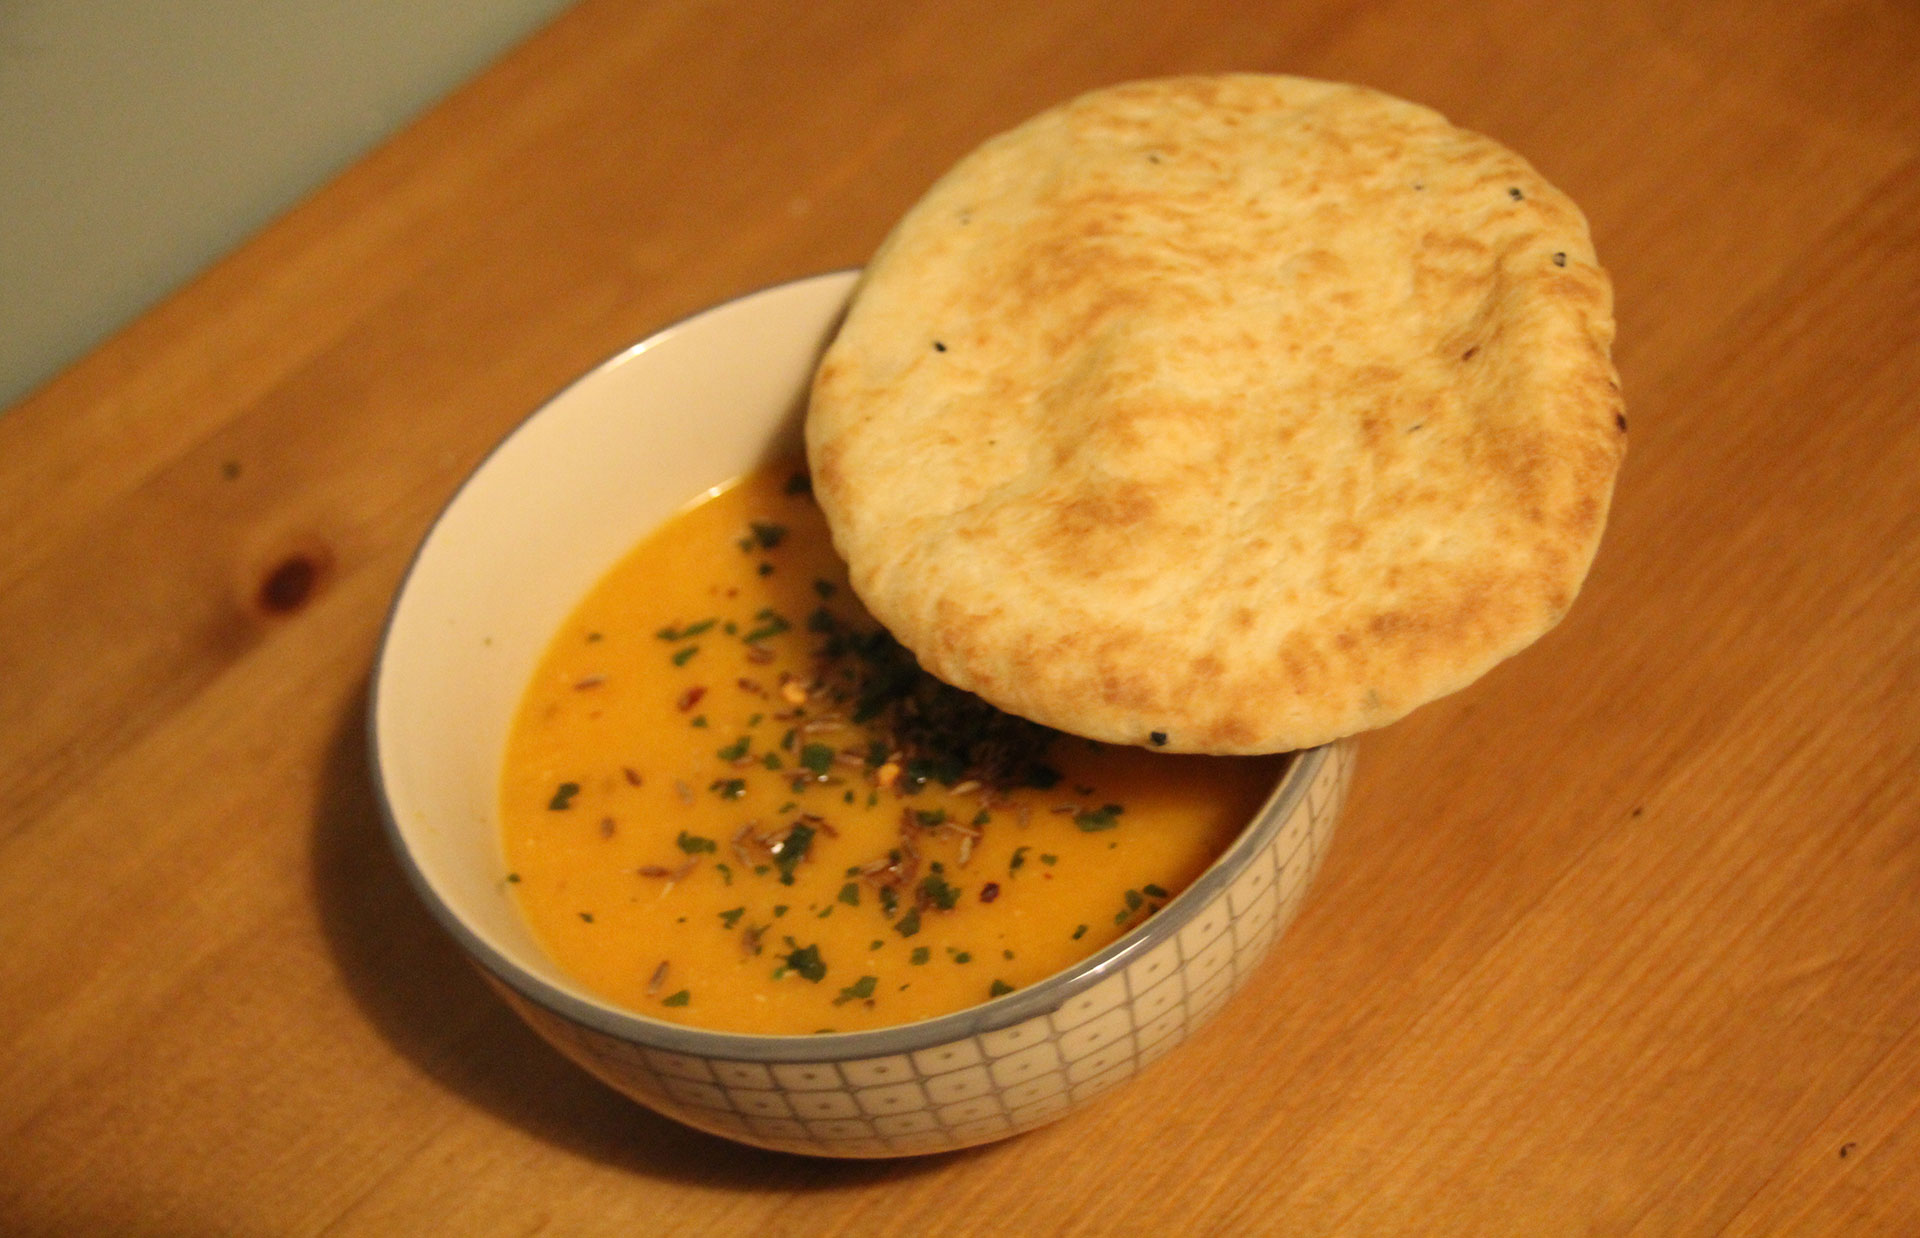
[5,1,1917,1232]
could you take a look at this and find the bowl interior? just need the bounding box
[371,270,859,1002]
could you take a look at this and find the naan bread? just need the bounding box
[807,74,1625,754]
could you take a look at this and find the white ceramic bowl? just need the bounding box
[370,271,1352,1157]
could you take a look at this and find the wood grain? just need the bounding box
[4,0,1918,1232]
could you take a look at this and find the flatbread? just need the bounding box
[806,74,1625,754]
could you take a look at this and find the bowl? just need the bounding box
[370,270,1353,1157]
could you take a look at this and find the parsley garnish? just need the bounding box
[676,830,718,855]
[799,743,835,777]
[1075,804,1124,832]
[719,907,745,929]
[662,990,690,1007]
[918,871,961,911]
[775,938,826,983]
[716,736,750,761]
[772,823,815,884]
[547,782,581,810]
[989,979,1014,997]
[656,619,716,641]
[833,975,878,1006]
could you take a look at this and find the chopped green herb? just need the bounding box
[716,736,751,761]
[656,619,716,641]
[972,809,992,826]
[671,645,700,667]
[773,904,788,917]
[715,862,733,886]
[1125,889,1145,911]
[910,947,931,965]
[1041,853,1058,866]
[761,752,783,770]
[662,990,691,1007]
[719,906,746,929]
[548,781,581,810]
[1143,883,1170,899]
[743,609,792,644]
[772,823,815,885]
[918,871,961,911]
[895,906,923,937]
[833,975,878,1006]
[709,778,746,800]
[776,939,827,982]
[691,714,709,727]
[578,911,594,923]
[676,830,718,855]
[838,882,861,907]
[1075,803,1124,832]
[914,808,947,827]
[799,743,835,777]
[1010,845,1030,875]
[870,939,885,950]
[950,950,972,964]
[989,979,1014,997]
[1072,924,1088,940]
[505,872,521,883]
[747,521,788,550]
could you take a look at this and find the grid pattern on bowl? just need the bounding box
[506,738,1353,1157]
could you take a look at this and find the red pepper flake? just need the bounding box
[677,686,706,712]
[980,882,1001,903]
[745,644,776,665]
[738,677,769,698]
[646,961,669,996]
[599,817,617,839]
[622,766,644,787]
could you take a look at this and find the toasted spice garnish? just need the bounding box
[646,961,670,996]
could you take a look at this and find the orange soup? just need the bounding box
[501,461,1287,1033]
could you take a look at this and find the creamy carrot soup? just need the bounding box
[500,461,1287,1034]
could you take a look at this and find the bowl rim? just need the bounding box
[367,270,1329,1063]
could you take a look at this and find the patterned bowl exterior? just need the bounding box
[487,738,1353,1158]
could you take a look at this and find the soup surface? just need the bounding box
[500,461,1287,1033]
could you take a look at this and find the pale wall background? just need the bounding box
[0,0,578,412]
